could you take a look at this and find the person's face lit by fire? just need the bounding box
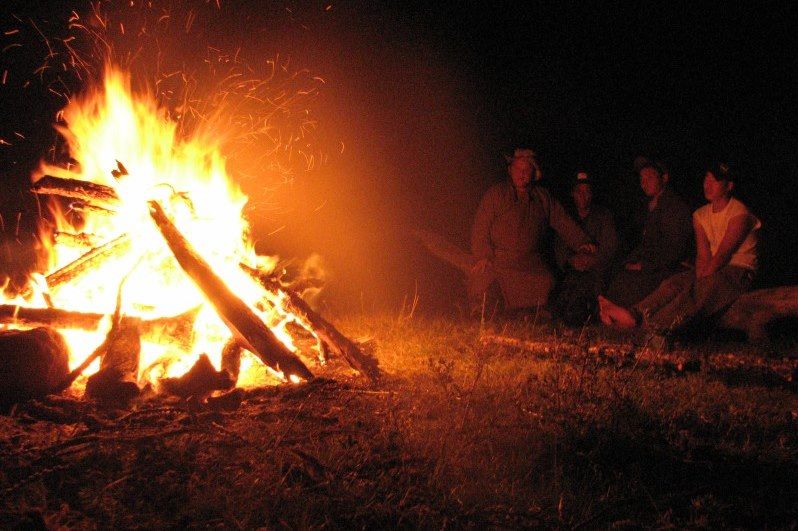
[509,158,534,191]
[571,182,593,214]
[703,171,733,203]
[639,166,667,198]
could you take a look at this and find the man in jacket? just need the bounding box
[469,148,594,314]
[605,157,693,307]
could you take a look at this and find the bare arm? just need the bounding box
[700,213,755,278]
[694,218,712,278]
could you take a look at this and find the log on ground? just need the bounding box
[719,286,798,342]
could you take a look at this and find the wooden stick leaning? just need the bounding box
[147,200,313,381]
[44,234,132,290]
[242,263,380,381]
[54,278,127,393]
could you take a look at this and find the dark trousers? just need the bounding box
[634,265,754,332]
[606,268,678,308]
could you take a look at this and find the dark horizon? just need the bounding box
[2,1,796,312]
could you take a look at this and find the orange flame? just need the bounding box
[5,65,315,390]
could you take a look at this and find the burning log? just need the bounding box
[45,234,132,291]
[221,338,242,383]
[0,327,70,407]
[1,304,195,340]
[54,231,101,249]
[85,318,142,403]
[55,284,132,393]
[148,200,313,381]
[160,353,234,398]
[242,264,380,381]
[1,304,112,330]
[31,175,120,211]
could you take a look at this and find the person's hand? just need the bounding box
[578,242,597,254]
[471,258,491,274]
[624,262,642,271]
[569,252,596,272]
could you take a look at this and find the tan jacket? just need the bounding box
[471,182,590,270]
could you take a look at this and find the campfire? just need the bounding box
[0,66,378,404]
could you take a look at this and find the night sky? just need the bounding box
[1,1,796,312]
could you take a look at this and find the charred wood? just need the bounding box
[31,175,120,210]
[221,338,242,383]
[148,200,313,381]
[160,353,234,398]
[86,318,142,403]
[242,264,380,381]
[0,327,70,407]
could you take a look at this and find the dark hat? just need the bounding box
[504,148,537,164]
[633,155,667,176]
[571,171,592,188]
[707,161,736,182]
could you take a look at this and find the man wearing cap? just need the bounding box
[469,148,595,313]
[551,171,619,325]
[605,157,693,307]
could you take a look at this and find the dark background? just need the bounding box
[2,1,796,313]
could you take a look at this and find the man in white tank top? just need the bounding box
[598,162,760,334]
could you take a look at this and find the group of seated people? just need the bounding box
[469,147,761,339]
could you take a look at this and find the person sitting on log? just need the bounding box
[604,156,693,308]
[598,162,761,337]
[551,171,619,325]
[469,148,595,316]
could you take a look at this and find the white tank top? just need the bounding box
[693,197,761,270]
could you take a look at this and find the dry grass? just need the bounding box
[2,314,797,528]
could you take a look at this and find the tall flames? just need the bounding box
[7,65,312,389]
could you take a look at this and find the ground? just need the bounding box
[1,315,797,529]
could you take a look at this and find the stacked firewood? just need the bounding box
[0,174,379,407]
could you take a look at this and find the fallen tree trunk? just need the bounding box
[412,228,474,275]
[242,264,380,381]
[718,286,798,342]
[148,200,313,381]
[480,333,798,383]
[31,175,120,211]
